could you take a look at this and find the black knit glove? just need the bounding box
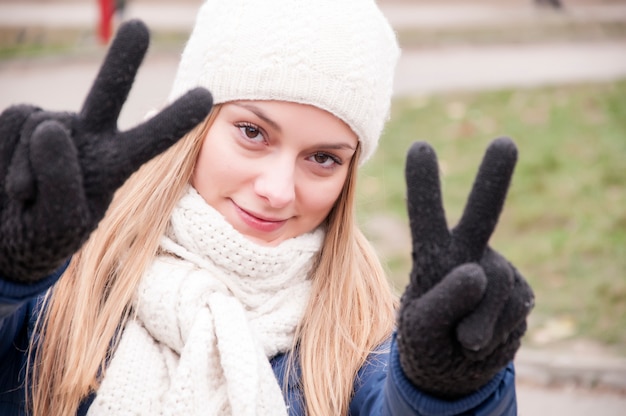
[397,137,535,399]
[0,20,213,283]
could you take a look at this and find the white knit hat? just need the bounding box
[168,0,400,163]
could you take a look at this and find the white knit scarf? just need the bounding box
[88,186,324,416]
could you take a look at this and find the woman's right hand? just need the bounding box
[0,20,213,282]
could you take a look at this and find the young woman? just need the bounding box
[0,1,534,415]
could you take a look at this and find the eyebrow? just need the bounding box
[316,143,357,151]
[232,102,357,151]
[233,103,282,133]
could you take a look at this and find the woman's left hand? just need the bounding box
[396,137,535,399]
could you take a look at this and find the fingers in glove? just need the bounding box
[99,87,213,192]
[401,264,487,342]
[0,105,41,186]
[80,20,150,132]
[460,262,534,361]
[456,249,514,354]
[76,87,212,201]
[453,137,517,260]
[405,141,450,247]
[465,319,528,367]
[28,121,88,231]
[5,111,73,201]
[487,268,534,349]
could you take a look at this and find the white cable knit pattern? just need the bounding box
[167,0,399,164]
[89,186,324,415]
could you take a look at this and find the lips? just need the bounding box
[232,202,287,233]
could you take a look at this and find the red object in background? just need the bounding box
[98,0,114,44]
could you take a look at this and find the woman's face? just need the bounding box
[192,100,358,246]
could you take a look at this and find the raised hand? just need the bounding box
[397,137,534,399]
[0,20,213,282]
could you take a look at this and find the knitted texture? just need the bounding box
[0,21,212,283]
[397,139,534,399]
[168,0,400,164]
[89,186,324,416]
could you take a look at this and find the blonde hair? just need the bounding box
[295,143,398,414]
[29,105,398,415]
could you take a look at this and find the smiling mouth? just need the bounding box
[233,202,287,233]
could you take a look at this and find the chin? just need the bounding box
[244,233,285,247]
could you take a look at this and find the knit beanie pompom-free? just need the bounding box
[168,0,400,163]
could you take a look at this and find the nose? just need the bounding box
[254,157,296,208]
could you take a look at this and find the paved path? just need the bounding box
[517,383,626,415]
[2,40,625,128]
[395,41,626,95]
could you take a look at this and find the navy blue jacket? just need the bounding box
[1,267,517,415]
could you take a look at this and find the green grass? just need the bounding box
[357,80,626,352]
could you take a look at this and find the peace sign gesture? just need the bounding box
[0,20,213,282]
[396,137,534,399]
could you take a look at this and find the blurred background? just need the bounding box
[0,0,625,413]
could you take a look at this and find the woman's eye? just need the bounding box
[310,152,341,169]
[237,124,264,143]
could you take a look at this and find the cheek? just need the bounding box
[192,132,255,205]
[299,176,346,220]
[192,134,231,195]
